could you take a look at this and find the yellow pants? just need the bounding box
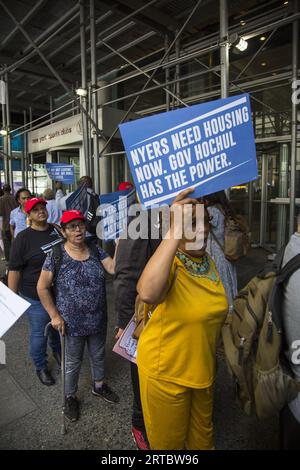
[138,371,214,450]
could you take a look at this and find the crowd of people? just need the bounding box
[0,178,299,450]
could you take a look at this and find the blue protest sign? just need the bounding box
[119,93,257,208]
[45,163,75,184]
[65,184,88,214]
[98,188,136,240]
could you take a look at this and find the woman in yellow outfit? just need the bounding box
[137,188,228,450]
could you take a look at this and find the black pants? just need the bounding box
[280,404,300,450]
[130,362,146,431]
[2,229,12,262]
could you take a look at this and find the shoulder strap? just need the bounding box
[52,243,63,282]
[268,252,300,333]
[86,238,102,262]
[272,245,286,273]
[277,253,300,284]
[210,229,224,252]
[257,245,286,279]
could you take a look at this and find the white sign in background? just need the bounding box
[28,114,83,153]
[0,283,31,363]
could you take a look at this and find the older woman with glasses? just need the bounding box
[37,210,119,422]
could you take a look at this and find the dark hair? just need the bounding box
[204,190,235,218]
[79,176,93,189]
[0,189,4,197]
[15,187,31,203]
[3,184,11,193]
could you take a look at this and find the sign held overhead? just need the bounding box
[45,163,75,184]
[119,93,258,207]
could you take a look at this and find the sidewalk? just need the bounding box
[0,248,279,450]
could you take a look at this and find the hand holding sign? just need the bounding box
[169,187,198,238]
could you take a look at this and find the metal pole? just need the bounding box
[1,77,9,184]
[165,35,170,111]
[90,0,100,194]
[289,0,298,237]
[248,180,253,232]
[23,111,28,187]
[220,0,229,199]
[80,0,90,176]
[97,81,111,194]
[29,107,34,195]
[220,0,229,99]
[277,144,289,251]
[21,115,25,187]
[124,155,130,181]
[260,154,268,247]
[87,84,93,167]
[5,74,13,190]
[175,31,180,107]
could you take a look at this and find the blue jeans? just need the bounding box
[65,329,107,397]
[23,295,61,371]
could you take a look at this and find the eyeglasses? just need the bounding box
[65,221,86,231]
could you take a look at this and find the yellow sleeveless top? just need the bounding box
[137,251,228,388]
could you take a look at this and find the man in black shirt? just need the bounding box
[8,197,62,386]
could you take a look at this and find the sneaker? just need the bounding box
[131,426,150,450]
[64,396,79,422]
[92,382,120,403]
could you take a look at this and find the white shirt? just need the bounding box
[46,199,62,225]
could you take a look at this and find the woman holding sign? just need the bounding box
[136,189,228,450]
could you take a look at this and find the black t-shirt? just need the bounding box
[9,225,63,300]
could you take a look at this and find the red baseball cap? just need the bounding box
[60,210,85,225]
[25,197,47,214]
[117,181,134,191]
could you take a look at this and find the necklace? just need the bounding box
[176,250,218,282]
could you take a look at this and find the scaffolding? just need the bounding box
[0,0,299,246]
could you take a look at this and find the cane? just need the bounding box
[44,322,66,435]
